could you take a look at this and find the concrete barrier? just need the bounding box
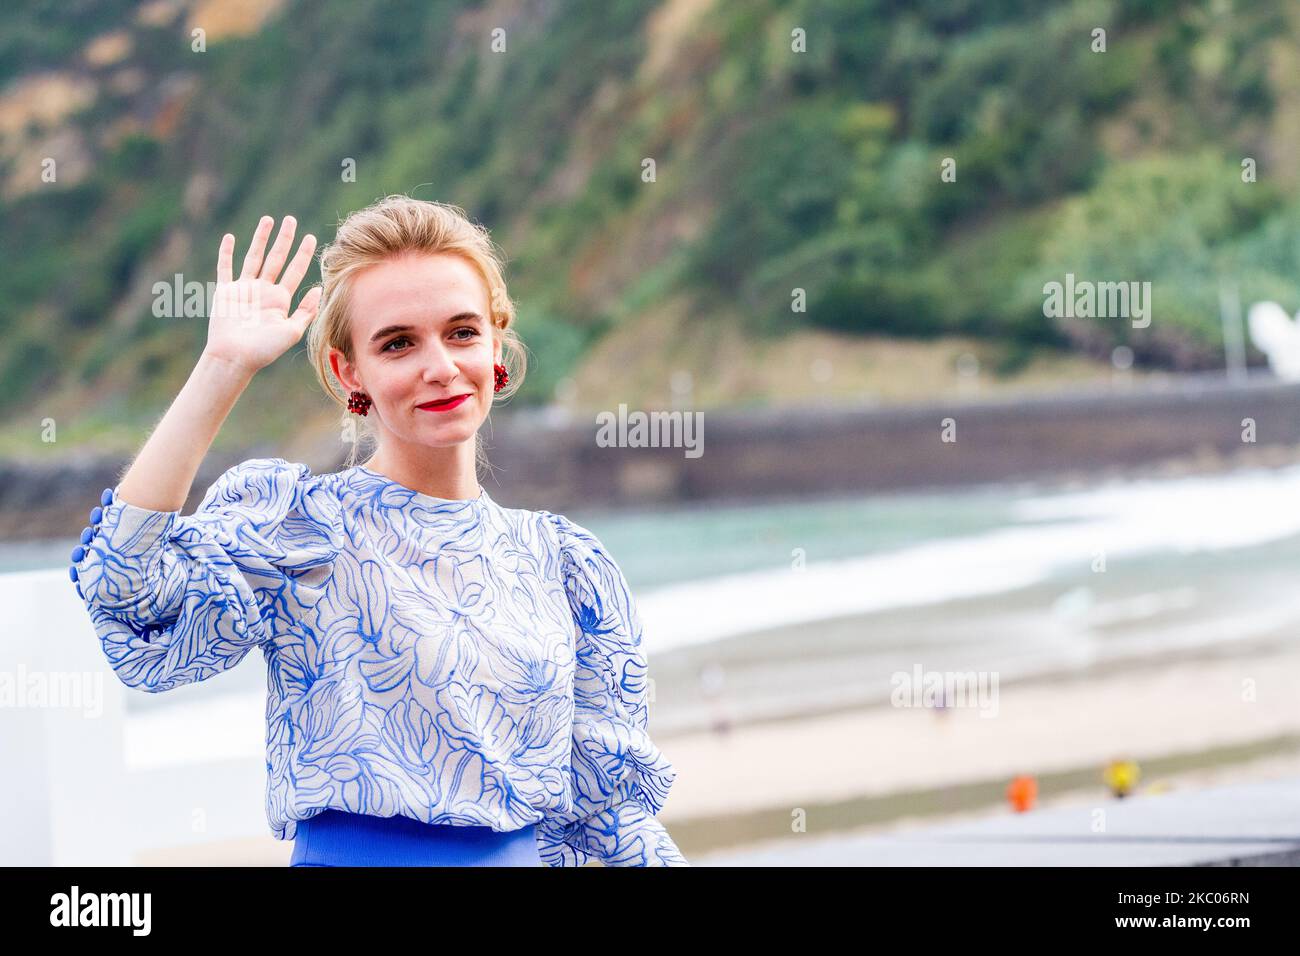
[12,373,1300,541]
[0,569,269,865]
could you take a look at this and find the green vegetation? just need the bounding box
[3,0,1300,447]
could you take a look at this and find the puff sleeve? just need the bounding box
[68,457,341,694]
[534,512,689,867]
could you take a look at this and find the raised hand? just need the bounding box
[203,215,322,373]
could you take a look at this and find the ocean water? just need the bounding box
[19,464,1300,655]
[2,481,1017,579]
[626,464,1300,730]
[623,463,1300,653]
[14,463,1300,739]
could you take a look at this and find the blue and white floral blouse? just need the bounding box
[68,458,688,867]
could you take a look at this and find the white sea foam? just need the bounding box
[637,464,1300,654]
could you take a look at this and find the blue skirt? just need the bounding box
[290,808,543,867]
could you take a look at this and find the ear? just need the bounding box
[329,348,361,393]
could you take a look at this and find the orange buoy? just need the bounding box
[1007,774,1037,812]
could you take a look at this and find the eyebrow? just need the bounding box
[369,313,485,344]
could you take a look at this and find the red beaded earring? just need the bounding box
[493,363,509,393]
[347,390,372,416]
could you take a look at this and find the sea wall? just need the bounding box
[7,373,1300,539]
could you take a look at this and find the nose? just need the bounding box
[420,341,460,386]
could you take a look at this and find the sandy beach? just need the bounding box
[128,637,1300,865]
[658,639,1300,820]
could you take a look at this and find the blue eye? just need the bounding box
[452,328,478,340]
[382,336,411,352]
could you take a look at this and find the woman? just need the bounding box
[68,196,688,867]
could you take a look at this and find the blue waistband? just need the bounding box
[290,808,542,867]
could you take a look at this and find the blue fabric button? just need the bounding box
[71,545,85,563]
[69,565,79,582]
[101,488,113,506]
[89,506,103,524]
[80,526,93,544]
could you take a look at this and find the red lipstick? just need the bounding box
[417,394,470,412]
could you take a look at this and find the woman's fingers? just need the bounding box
[258,215,297,285]
[239,216,275,280]
[217,233,234,285]
[290,286,323,332]
[277,232,317,294]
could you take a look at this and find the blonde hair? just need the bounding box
[306,194,527,473]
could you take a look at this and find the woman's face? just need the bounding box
[329,252,501,450]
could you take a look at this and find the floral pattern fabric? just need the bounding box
[69,458,687,866]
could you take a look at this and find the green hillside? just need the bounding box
[2,0,1298,456]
